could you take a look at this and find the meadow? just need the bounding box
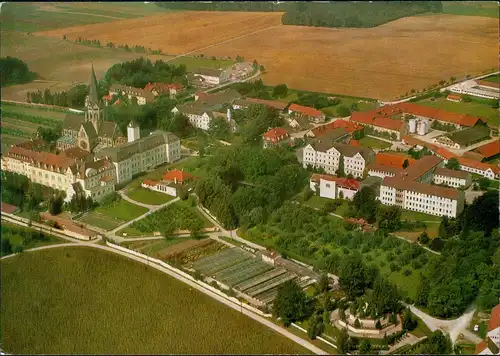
[442,1,499,18]
[34,12,498,100]
[0,2,176,32]
[1,246,309,354]
[77,199,148,231]
[126,187,174,205]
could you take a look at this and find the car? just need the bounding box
[474,324,479,332]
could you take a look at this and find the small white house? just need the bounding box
[310,173,360,200]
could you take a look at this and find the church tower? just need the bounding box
[85,64,104,134]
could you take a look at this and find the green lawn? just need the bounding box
[1,246,309,354]
[93,199,148,222]
[359,136,392,149]
[401,209,441,223]
[0,2,176,32]
[442,1,499,18]
[482,74,500,83]
[1,102,68,121]
[447,125,491,147]
[303,196,350,217]
[77,214,123,231]
[126,187,174,205]
[416,97,500,127]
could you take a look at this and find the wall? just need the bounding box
[319,179,337,199]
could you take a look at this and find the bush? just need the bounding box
[389,262,401,272]
[13,244,24,254]
[403,268,413,276]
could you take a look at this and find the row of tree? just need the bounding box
[27,84,89,108]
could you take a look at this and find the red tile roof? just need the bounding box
[350,139,360,147]
[447,94,462,101]
[367,163,404,175]
[263,127,289,142]
[462,151,485,162]
[5,146,75,170]
[476,141,500,158]
[376,152,415,169]
[436,147,458,160]
[246,97,288,111]
[457,156,499,174]
[289,104,323,118]
[434,167,470,179]
[475,340,488,354]
[112,98,121,106]
[60,147,91,160]
[145,82,183,92]
[142,179,159,187]
[397,102,483,127]
[350,112,404,131]
[402,135,441,153]
[490,304,500,332]
[400,155,443,181]
[1,202,19,214]
[163,169,194,183]
[477,80,500,89]
[310,120,362,137]
[310,173,361,190]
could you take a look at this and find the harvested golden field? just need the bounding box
[35,13,497,100]
[35,11,283,55]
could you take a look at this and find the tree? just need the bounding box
[48,195,63,215]
[445,157,460,170]
[418,231,430,245]
[337,328,351,354]
[317,273,329,293]
[272,84,288,98]
[0,56,36,86]
[402,159,410,169]
[359,339,372,354]
[402,307,417,331]
[307,314,324,340]
[375,319,382,329]
[169,113,190,137]
[302,188,313,202]
[478,178,490,191]
[336,105,351,117]
[354,318,361,328]
[372,276,400,314]
[272,280,312,326]
[353,187,378,223]
[462,94,472,103]
[339,253,369,299]
[336,155,345,177]
[376,205,402,232]
[461,190,499,236]
[177,187,189,200]
[208,117,230,140]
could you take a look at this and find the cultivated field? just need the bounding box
[0,2,177,32]
[77,199,148,231]
[33,12,498,100]
[1,247,309,354]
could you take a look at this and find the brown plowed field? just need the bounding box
[35,11,284,55]
[34,12,497,100]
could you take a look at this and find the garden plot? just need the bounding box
[218,260,274,287]
[245,272,297,298]
[235,268,287,292]
[192,248,252,276]
[169,240,228,265]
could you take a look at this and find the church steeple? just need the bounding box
[88,63,99,106]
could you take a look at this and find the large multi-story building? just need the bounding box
[378,155,465,218]
[108,84,154,105]
[1,143,116,202]
[193,68,229,86]
[57,66,123,152]
[96,123,181,184]
[302,142,375,178]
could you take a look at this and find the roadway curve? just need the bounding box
[0,241,328,355]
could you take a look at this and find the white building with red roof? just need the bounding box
[288,103,326,123]
[262,127,290,148]
[141,169,196,197]
[310,173,361,200]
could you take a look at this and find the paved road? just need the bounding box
[1,239,327,355]
[441,71,500,93]
[408,303,482,344]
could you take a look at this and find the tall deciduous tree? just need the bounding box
[445,157,460,170]
[273,280,312,326]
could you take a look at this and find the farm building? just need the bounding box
[350,111,407,140]
[232,97,288,113]
[449,79,500,101]
[309,173,360,200]
[476,140,500,160]
[193,68,229,86]
[288,104,326,123]
[433,167,472,189]
[447,94,462,102]
[194,89,241,110]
